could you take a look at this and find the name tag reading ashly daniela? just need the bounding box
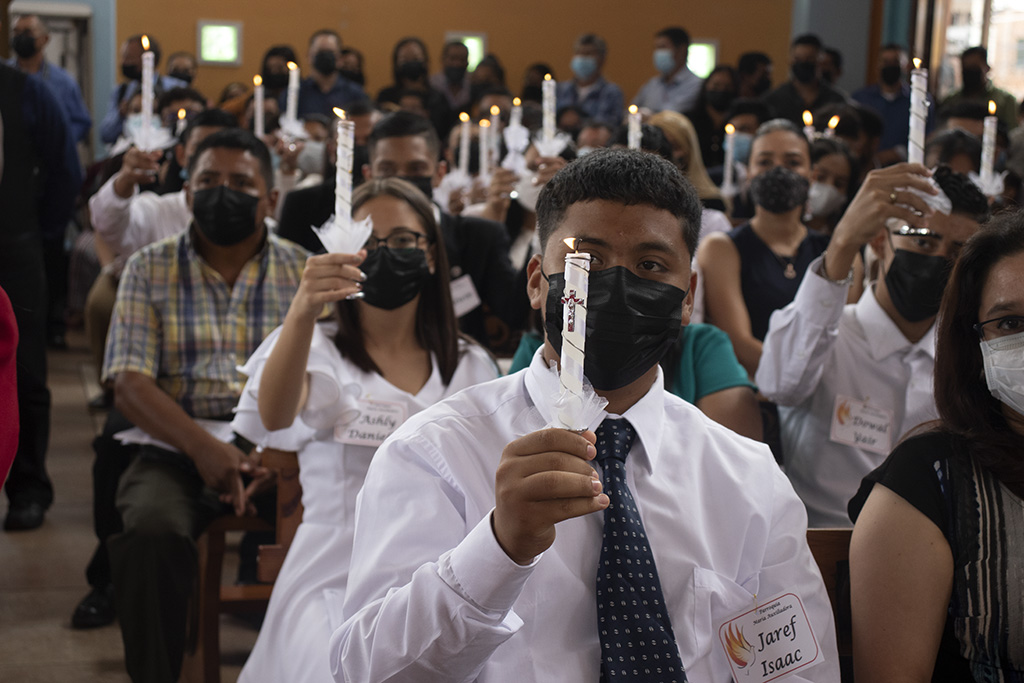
[718,593,821,681]
[334,399,407,447]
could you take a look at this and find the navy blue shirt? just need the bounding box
[281,76,366,119]
[852,83,936,154]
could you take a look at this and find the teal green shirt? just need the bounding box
[508,324,755,404]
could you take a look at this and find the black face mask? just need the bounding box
[880,64,902,86]
[169,70,194,85]
[706,90,734,113]
[396,60,427,83]
[884,248,950,322]
[544,266,686,391]
[521,85,543,103]
[339,69,365,86]
[12,34,38,59]
[191,186,261,246]
[398,175,435,201]
[791,60,817,84]
[444,66,466,86]
[122,64,142,81]
[749,165,810,214]
[360,247,432,310]
[262,72,289,90]
[313,50,338,77]
[962,66,984,92]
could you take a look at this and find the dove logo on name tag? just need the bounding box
[718,593,821,682]
[334,399,407,447]
[829,394,894,455]
[450,274,482,318]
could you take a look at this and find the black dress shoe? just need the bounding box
[3,501,45,531]
[71,586,116,629]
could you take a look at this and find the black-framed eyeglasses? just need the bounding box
[973,315,1024,340]
[362,228,430,252]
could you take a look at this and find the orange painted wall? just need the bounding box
[118,0,795,107]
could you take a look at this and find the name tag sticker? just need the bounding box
[334,399,406,447]
[450,274,482,318]
[718,593,820,681]
[829,394,893,455]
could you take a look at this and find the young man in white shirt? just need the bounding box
[756,164,990,527]
[331,148,838,682]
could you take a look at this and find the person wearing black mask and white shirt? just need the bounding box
[756,164,990,528]
[762,34,847,126]
[99,129,306,683]
[287,29,366,120]
[330,148,839,682]
[939,45,1019,133]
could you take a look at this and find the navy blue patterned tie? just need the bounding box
[595,418,687,682]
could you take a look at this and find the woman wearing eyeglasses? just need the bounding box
[849,208,1024,682]
[232,177,498,683]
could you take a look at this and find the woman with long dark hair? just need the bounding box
[232,177,498,683]
[849,208,1024,681]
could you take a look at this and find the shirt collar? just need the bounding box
[856,285,936,361]
[523,347,666,475]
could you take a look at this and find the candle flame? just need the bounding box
[287,61,298,71]
[253,74,262,87]
[141,35,150,51]
[177,108,186,121]
[563,237,578,251]
[988,100,996,115]
[628,104,639,115]
[913,58,921,69]
[725,123,735,134]
[459,112,470,123]
[544,73,552,81]
[480,119,491,128]
[802,110,813,126]
[490,105,500,116]
[827,115,840,130]
[513,97,521,106]
[333,107,346,120]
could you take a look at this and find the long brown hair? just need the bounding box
[933,207,1024,496]
[333,178,461,384]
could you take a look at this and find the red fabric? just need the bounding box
[0,285,18,487]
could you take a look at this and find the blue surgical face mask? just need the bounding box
[653,48,676,76]
[571,55,598,81]
[732,132,753,164]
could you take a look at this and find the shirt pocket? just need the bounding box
[690,567,760,675]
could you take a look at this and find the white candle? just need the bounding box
[558,237,591,429]
[802,110,814,143]
[175,108,187,137]
[627,104,641,151]
[908,58,928,165]
[825,115,839,139]
[140,35,154,150]
[489,105,502,165]
[981,100,997,189]
[458,112,471,176]
[479,119,491,175]
[722,123,736,192]
[542,74,556,143]
[510,97,523,129]
[253,75,265,139]
[285,61,300,123]
[333,107,354,234]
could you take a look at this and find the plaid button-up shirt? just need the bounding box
[103,228,307,418]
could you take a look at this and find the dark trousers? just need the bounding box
[0,235,52,508]
[42,235,68,341]
[84,409,135,589]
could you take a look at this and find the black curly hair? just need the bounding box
[932,164,990,224]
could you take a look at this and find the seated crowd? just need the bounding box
[2,15,1024,683]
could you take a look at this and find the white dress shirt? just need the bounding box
[756,256,938,527]
[632,67,703,114]
[331,349,839,682]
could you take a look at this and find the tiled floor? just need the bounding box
[0,331,259,682]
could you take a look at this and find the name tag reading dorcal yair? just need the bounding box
[334,399,407,447]
[718,593,821,682]
[829,394,894,456]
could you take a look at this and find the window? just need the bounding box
[687,41,718,79]
[196,20,242,67]
[444,32,486,71]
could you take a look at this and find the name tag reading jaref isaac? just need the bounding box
[718,593,821,681]
[334,399,407,447]
[829,394,894,456]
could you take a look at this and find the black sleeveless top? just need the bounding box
[727,222,829,340]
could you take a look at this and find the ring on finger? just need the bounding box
[889,191,898,204]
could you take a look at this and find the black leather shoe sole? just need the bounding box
[71,586,116,629]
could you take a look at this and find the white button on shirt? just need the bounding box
[331,349,839,683]
[756,256,939,528]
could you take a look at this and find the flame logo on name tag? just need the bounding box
[723,622,757,669]
[836,401,851,426]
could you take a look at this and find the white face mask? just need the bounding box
[512,176,543,213]
[981,330,1024,417]
[805,181,846,219]
[297,139,326,176]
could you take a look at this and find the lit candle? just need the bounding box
[285,61,300,123]
[253,74,265,139]
[542,74,556,144]
[558,237,591,430]
[908,58,928,165]
[722,123,736,195]
[802,110,814,142]
[826,115,839,139]
[175,108,187,137]
[333,107,354,235]
[510,97,523,129]
[479,118,491,175]
[981,100,997,190]
[458,112,471,176]
[627,104,641,151]
[140,35,154,150]
[489,105,502,165]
